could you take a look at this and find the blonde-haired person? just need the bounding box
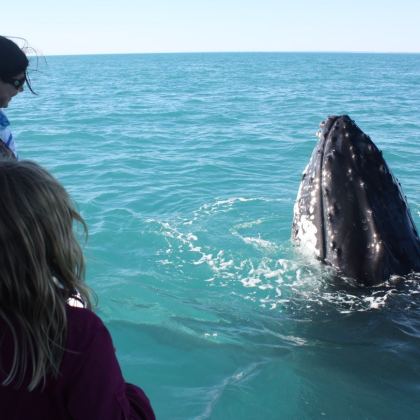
[0,160,155,419]
[0,36,35,159]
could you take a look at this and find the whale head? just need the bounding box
[292,115,420,285]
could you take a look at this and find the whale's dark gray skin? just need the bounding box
[292,115,420,285]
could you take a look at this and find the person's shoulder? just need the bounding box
[65,306,107,351]
[57,306,114,387]
[66,305,105,330]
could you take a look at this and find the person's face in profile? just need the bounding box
[0,72,25,108]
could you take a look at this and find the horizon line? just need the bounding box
[31,50,420,58]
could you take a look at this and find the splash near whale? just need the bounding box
[292,115,420,285]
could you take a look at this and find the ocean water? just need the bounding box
[9,52,420,419]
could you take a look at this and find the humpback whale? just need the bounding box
[292,115,420,285]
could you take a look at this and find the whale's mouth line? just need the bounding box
[318,116,339,261]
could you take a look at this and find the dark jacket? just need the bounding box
[0,306,155,419]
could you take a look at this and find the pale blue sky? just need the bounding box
[3,0,420,55]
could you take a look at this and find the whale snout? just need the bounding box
[292,115,420,285]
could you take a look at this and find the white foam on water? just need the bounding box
[240,235,278,252]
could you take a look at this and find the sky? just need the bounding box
[3,0,420,56]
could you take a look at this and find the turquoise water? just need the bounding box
[10,53,420,419]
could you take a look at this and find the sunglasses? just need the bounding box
[3,76,26,89]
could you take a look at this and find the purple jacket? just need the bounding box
[0,306,155,420]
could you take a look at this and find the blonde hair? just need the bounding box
[0,159,92,390]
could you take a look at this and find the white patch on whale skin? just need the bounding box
[293,212,320,258]
[293,181,320,258]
